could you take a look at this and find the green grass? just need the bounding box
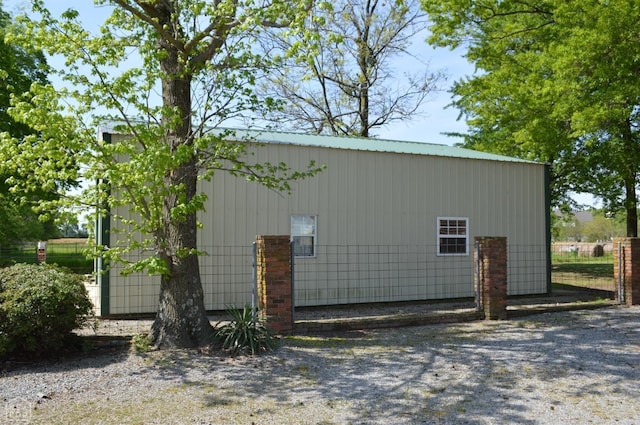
[553,262,613,279]
[0,239,93,274]
[551,255,614,291]
[551,251,614,264]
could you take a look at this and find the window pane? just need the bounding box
[291,215,317,257]
[293,236,314,256]
[291,215,315,235]
[439,237,467,254]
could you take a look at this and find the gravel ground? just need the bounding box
[2,305,640,425]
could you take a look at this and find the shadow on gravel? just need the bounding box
[4,289,635,424]
[120,307,640,424]
[1,335,131,376]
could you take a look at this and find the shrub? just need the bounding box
[0,263,94,359]
[131,333,152,353]
[214,305,278,356]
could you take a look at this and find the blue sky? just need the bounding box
[3,0,474,146]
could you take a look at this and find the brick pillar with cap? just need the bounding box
[256,235,293,333]
[475,237,508,320]
[613,237,640,305]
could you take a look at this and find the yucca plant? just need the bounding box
[214,304,278,356]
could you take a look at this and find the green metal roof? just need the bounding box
[100,122,539,164]
[225,128,540,165]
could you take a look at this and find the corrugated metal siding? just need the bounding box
[105,137,547,313]
[105,195,161,315]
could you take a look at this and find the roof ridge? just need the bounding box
[100,123,541,165]
[220,126,447,147]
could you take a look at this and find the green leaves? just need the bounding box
[1,1,326,280]
[0,263,93,359]
[423,0,640,222]
[214,304,278,356]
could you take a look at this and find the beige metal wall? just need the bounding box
[103,138,548,313]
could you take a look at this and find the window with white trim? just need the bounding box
[437,217,469,255]
[291,215,317,257]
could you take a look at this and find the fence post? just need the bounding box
[474,240,482,312]
[252,241,257,321]
[615,241,624,304]
[474,237,508,320]
[613,237,640,306]
[290,240,296,323]
[255,235,293,333]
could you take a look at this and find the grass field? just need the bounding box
[551,252,615,293]
[0,239,92,274]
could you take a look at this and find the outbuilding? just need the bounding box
[93,128,550,316]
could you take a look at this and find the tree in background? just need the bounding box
[553,209,626,243]
[581,212,625,243]
[421,0,640,235]
[258,0,444,137]
[0,6,48,138]
[0,5,59,246]
[58,216,88,238]
[2,0,323,348]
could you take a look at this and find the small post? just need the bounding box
[290,240,296,323]
[617,241,624,304]
[252,241,257,321]
[474,240,482,312]
[37,241,46,264]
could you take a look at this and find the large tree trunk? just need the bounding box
[621,119,638,237]
[150,156,214,347]
[357,2,372,137]
[624,177,638,237]
[150,184,214,347]
[149,1,214,347]
[151,253,214,347]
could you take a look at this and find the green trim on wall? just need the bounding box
[544,164,552,295]
[99,132,111,315]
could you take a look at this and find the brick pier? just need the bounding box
[474,237,508,320]
[256,235,293,333]
[613,237,640,305]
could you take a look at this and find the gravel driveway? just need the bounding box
[2,306,640,424]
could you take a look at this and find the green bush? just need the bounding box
[0,263,94,359]
[214,305,278,356]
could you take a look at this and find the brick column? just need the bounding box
[613,238,640,305]
[474,237,508,320]
[256,235,293,333]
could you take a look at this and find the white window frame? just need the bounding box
[291,215,317,258]
[437,217,469,256]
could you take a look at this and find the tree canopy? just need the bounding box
[421,0,640,236]
[0,5,49,139]
[2,0,323,348]
[0,4,59,246]
[257,0,444,137]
